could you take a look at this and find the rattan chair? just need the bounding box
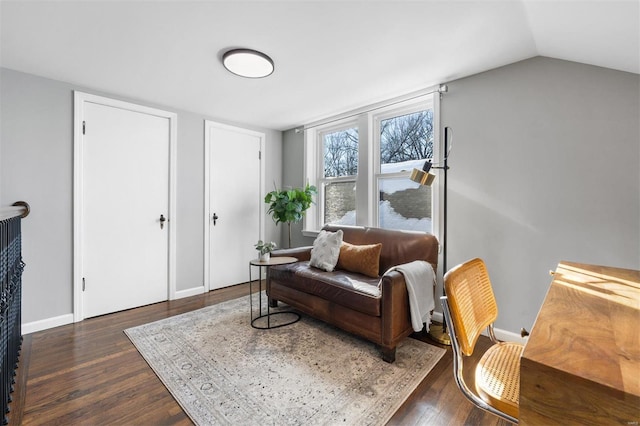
[441,258,523,424]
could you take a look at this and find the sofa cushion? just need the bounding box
[309,229,343,272]
[336,242,382,278]
[269,262,381,317]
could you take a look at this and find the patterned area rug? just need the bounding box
[125,295,445,425]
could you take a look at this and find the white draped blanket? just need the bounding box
[385,260,436,332]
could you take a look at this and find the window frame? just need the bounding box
[303,89,441,237]
[317,119,359,227]
[372,100,437,231]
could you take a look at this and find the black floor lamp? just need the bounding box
[409,126,452,346]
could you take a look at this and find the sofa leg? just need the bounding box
[269,298,278,308]
[381,346,396,363]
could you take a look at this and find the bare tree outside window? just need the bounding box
[321,127,358,225]
[319,109,434,231]
[380,110,433,165]
[323,128,358,177]
[378,109,434,232]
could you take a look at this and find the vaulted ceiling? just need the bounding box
[1,1,638,131]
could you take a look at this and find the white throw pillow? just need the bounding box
[309,230,344,272]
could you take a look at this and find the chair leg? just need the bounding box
[269,298,278,308]
[381,345,396,363]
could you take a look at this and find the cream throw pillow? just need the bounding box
[309,230,344,272]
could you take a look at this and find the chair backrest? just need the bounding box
[444,258,498,356]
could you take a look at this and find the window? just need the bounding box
[376,108,434,232]
[319,125,358,226]
[304,90,439,235]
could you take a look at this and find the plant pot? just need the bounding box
[259,252,270,262]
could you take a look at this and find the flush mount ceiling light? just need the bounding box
[222,48,274,78]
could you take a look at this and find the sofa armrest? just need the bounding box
[380,270,412,346]
[272,246,312,262]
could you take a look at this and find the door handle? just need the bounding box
[213,213,219,226]
[159,214,166,229]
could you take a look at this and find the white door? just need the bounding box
[205,121,263,290]
[78,95,175,318]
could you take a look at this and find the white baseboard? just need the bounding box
[22,313,74,335]
[493,327,527,344]
[431,311,526,344]
[22,288,205,335]
[174,285,205,299]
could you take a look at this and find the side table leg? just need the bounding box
[263,272,270,328]
[249,264,253,323]
[258,272,262,317]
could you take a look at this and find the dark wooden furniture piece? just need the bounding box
[520,261,640,425]
[268,224,439,363]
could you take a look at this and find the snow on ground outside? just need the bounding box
[332,201,432,233]
[327,159,433,232]
[379,159,428,194]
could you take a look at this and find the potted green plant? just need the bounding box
[265,183,317,248]
[254,240,277,262]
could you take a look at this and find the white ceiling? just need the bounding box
[1,1,638,131]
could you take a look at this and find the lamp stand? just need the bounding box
[428,323,451,345]
[428,126,451,346]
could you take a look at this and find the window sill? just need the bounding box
[302,229,320,238]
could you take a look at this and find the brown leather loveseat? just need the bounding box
[268,225,439,363]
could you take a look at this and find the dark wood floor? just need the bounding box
[9,284,511,425]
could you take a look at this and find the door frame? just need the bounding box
[72,91,178,322]
[203,120,266,292]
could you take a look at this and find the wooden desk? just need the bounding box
[520,262,640,425]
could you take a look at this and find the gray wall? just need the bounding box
[0,68,283,325]
[281,128,313,248]
[442,57,639,331]
[283,57,640,334]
